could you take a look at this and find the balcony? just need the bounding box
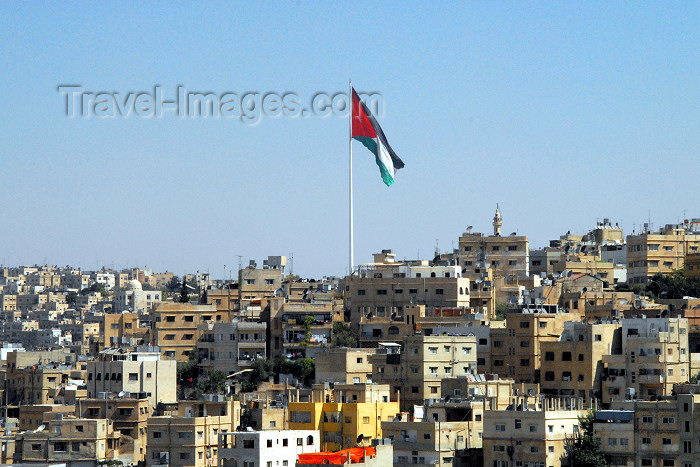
[639,374,664,384]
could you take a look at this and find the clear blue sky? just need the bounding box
[1,2,698,278]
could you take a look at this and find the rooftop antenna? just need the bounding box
[290,252,294,276]
[236,255,243,272]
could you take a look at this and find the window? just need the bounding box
[435,288,444,295]
[243,439,255,448]
[492,246,500,252]
[429,347,438,354]
[178,432,192,439]
[152,431,163,439]
[520,359,529,367]
[297,438,303,446]
[184,315,194,322]
[76,425,84,432]
[377,289,387,295]
[363,416,370,423]
[283,438,288,447]
[562,351,572,361]
[424,433,431,440]
[31,444,41,451]
[545,352,554,361]
[128,373,138,381]
[642,416,653,423]
[495,424,506,432]
[53,442,67,452]
[179,453,190,460]
[662,438,672,445]
[515,419,521,429]
[357,289,366,295]
[165,316,176,322]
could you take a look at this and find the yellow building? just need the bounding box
[627,223,700,285]
[288,384,399,451]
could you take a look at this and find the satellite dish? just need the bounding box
[567,271,573,277]
[467,226,473,232]
[118,391,126,398]
[582,287,587,293]
[510,232,517,236]
[619,298,628,305]
[475,278,483,284]
[509,296,518,305]
[357,434,364,445]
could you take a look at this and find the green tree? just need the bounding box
[331,322,358,347]
[647,270,700,300]
[494,302,509,321]
[176,353,199,399]
[179,277,189,303]
[166,276,181,294]
[197,370,228,395]
[569,411,609,467]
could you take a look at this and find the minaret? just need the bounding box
[493,204,502,237]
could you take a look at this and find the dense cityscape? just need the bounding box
[0,211,699,466]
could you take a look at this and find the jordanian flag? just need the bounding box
[351,88,405,186]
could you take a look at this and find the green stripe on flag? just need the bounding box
[353,136,377,156]
[375,156,395,186]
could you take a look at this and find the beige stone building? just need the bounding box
[197,320,267,374]
[489,304,581,383]
[77,396,151,463]
[540,320,620,401]
[457,206,529,279]
[346,250,470,329]
[627,222,700,285]
[483,396,587,467]
[382,418,472,466]
[595,390,700,467]
[315,347,374,384]
[602,317,689,403]
[153,302,230,361]
[371,334,478,410]
[146,398,240,467]
[87,348,177,407]
[14,418,124,465]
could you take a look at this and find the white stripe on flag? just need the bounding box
[377,139,395,179]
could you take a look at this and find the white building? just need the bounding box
[217,430,320,467]
[113,280,161,313]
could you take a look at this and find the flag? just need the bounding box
[351,88,405,186]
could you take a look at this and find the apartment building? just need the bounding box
[14,418,124,465]
[146,398,240,467]
[483,396,587,467]
[602,317,689,403]
[217,429,320,467]
[686,252,700,280]
[370,334,478,410]
[315,347,374,384]
[595,390,700,467]
[239,257,285,304]
[346,250,470,328]
[382,418,471,466]
[153,302,230,361]
[540,320,620,400]
[264,296,341,360]
[627,222,700,285]
[287,384,399,451]
[197,320,267,374]
[113,280,162,314]
[100,312,151,350]
[77,396,151,463]
[87,348,177,407]
[489,304,580,383]
[457,206,529,279]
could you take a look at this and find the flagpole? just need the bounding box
[349,79,354,276]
